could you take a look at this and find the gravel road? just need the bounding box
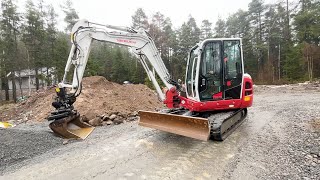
[0,88,319,180]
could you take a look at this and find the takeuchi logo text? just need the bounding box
[116,39,136,44]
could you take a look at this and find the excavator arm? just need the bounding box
[60,19,176,101]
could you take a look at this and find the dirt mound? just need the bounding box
[1,76,163,124]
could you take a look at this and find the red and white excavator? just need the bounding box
[47,19,253,141]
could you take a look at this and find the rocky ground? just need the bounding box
[0,82,319,180]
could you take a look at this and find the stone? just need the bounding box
[305,155,313,159]
[113,118,124,125]
[127,116,138,121]
[132,111,138,116]
[102,114,109,121]
[106,120,113,125]
[109,114,117,120]
[81,115,90,122]
[63,139,69,145]
[89,117,103,126]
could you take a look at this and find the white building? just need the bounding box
[6,67,56,90]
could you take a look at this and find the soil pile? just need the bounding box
[0,76,163,124]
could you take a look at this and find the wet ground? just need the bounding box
[0,90,319,180]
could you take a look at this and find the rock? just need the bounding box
[113,118,124,125]
[89,117,103,126]
[310,147,319,155]
[106,120,113,125]
[132,111,138,116]
[117,112,127,118]
[101,114,109,121]
[305,155,313,159]
[63,139,69,145]
[81,115,90,122]
[127,116,138,121]
[311,162,317,166]
[109,114,117,120]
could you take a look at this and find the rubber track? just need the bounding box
[209,108,247,141]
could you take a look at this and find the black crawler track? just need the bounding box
[209,108,247,141]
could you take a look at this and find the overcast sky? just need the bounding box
[19,0,279,30]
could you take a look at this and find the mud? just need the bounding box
[0,86,319,180]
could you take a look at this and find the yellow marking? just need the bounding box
[55,88,60,93]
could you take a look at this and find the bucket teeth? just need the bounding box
[138,111,210,141]
[49,113,94,139]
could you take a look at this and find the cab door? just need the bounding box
[198,41,223,101]
[223,40,243,99]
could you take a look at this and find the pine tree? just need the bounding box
[22,0,46,90]
[214,17,226,38]
[131,8,148,30]
[61,0,79,33]
[45,4,58,83]
[0,0,21,101]
[248,0,266,81]
[200,20,212,40]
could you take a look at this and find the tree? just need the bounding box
[53,32,69,82]
[173,16,200,79]
[293,0,320,81]
[248,0,266,81]
[131,8,148,30]
[131,8,149,83]
[0,0,21,101]
[179,16,200,53]
[110,47,129,83]
[45,4,58,83]
[200,20,212,40]
[294,0,320,44]
[214,17,226,38]
[61,0,79,32]
[22,0,46,90]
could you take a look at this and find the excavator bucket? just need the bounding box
[138,111,210,141]
[49,113,94,139]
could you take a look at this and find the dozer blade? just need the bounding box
[138,111,210,141]
[49,113,94,139]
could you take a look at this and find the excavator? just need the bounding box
[47,19,253,141]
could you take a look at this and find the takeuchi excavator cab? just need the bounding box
[186,38,244,102]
